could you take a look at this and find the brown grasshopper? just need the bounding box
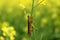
[28,15,32,35]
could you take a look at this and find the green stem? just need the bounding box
[31,0,34,18]
[28,0,34,40]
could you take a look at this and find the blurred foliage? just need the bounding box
[0,0,60,40]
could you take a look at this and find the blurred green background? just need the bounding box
[0,0,60,40]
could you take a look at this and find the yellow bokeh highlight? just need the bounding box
[51,13,58,19]
[1,27,8,33]
[0,36,4,40]
[3,32,6,36]
[54,20,59,26]
[55,28,59,33]
[41,17,48,27]
[2,26,16,37]
[40,0,47,5]
[19,0,31,6]
[22,37,27,40]
[7,30,16,37]
[50,0,60,6]
[9,26,15,30]
[7,7,13,13]
[10,36,15,40]
[1,22,16,39]
[23,26,28,33]
[2,22,9,27]
[41,18,47,24]
[7,26,16,37]
[34,11,40,17]
[19,4,25,9]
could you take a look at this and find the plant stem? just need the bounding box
[31,0,34,18]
